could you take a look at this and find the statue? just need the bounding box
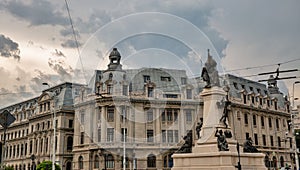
[201,49,220,88]
[215,129,229,151]
[243,137,258,153]
[220,96,231,128]
[195,119,203,139]
[177,130,192,153]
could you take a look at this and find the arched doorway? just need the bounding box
[66,161,72,170]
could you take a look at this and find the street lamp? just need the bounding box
[292,81,300,170]
[42,83,56,170]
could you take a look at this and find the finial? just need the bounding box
[207,49,210,57]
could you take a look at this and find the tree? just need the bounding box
[36,161,61,170]
[4,166,14,170]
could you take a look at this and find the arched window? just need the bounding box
[67,136,73,151]
[280,156,284,168]
[94,155,99,168]
[272,156,277,168]
[78,156,83,169]
[105,154,114,168]
[147,154,156,168]
[121,156,129,168]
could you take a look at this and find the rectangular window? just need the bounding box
[123,85,128,96]
[121,106,127,122]
[107,128,114,142]
[243,94,247,104]
[254,133,258,145]
[80,132,84,144]
[270,136,274,146]
[107,107,115,122]
[259,98,263,105]
[107,85,113,94]
[167,130,173,143]
[278,137,281,147]
[148,87,154,97]
[186,89,192,99]
[147,110,153,122]
[147,130,154,142]
[161,76,171,81]
[174,110,178,122]
[143,75,150,82]
[97,108,102,120]
[174,130,179,143]
[253,115,257,126]
[246,132,250,140]
[80,111,85,124]
[97,128,101,142]
[276,119,279,129]
[167,109,172,122]
[161,110,166,122]
[181,77,187,85]
[69,119,73,128]
[186,110,192,123]
[162,130,166,143]
[244,113,248,125]
[261,116,265,127]
[262,135,266,146]
[268,117,272,128]
[121,128,127,142]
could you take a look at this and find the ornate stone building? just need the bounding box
[0,48,295,170]
[0,83,81,170]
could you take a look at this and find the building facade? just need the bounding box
[0,48,295,170]
[0,83,81,170]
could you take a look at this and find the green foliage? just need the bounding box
[36,161,61,170]
[4,166,14,170]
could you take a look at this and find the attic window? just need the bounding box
[161,76,171,81]
[233,82,238,90]
[249,86,253,91]
[241,84,245,90]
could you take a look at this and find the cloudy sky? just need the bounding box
[0,0,300,108]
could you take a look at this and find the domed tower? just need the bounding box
[107,48,122,71]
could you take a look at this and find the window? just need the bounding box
[246,132,250,140]
[147,110,153,122]
[251,96,255,104]
[107,107,114,122]
[143,75,150,82]
[107,84,113,94]
[162,130,166,143]
[97,129,101,142]
[78,156,83,169]
[253,115,257,126]
[161,76,171,81]
[268,117,272,128]
[147,130,154,142]
[161,111,166,122]
[167,130,173,143]
[259,98,263,105]
[121,106,127,122]
[233,82,238,90]
[276,119,279,129]
[147,154,156,168]
[109,73,113,80]
[262,135,266,146]
[121,128,127,142]
[278,137,281,147]
[174,130,179,143]
[94,155,99,169]
[69,119,73,128]
[45,138,48,153]
[167,109,173,122]
[67,136,73,151]
[244,113,248,125]
[274,101,278,110]
[106,154,114,168]
[181,77,187,85]
[122,85,128,96]
[261,116,265,127]
[270,136,274,146]
[80,111,85,124]
[148,87,154,97]
[80,132,84,144]
[249,86,253,91]
[267,100,270,107]
[186,89,192,99]
[186,110,192,123]
[107,128,114,142]
[121,156,129,168]
[163,153,173,168]
[254,133,258,145]
[243,94,247,104]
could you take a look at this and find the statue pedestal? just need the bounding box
[172,87,267,170]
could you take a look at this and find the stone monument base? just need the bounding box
[172,151,267,170]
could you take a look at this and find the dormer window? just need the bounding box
[148,87,154,97]
[144,75,150,83]
[107,84,113,94]
[109,73,113,80]
[233,82,238,90]
[161,76,171,81]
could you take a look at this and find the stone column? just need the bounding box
[155,108,161,143]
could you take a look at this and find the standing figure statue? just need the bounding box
[195,119,203,139]
[201,49,220,88]
[215,129,229,151]
[220,97,231,128]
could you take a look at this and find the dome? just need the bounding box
[109,48,121,58]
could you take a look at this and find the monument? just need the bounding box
[172,50,266,170]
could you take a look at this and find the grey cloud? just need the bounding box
[1,0,68,26]
[48,57,73,82]
[61,39,82,48]
[53,49,66,57]
[0,34,20,61]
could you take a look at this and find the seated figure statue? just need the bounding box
[243,137,258,153]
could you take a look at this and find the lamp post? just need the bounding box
[292,81,300,170]
[42,83,56,170]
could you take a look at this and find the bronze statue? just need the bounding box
[201,49,220,88]
[220,96,231,128]
[196,119,203,139]
[215,129,229,151]
[243,137,258,153]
